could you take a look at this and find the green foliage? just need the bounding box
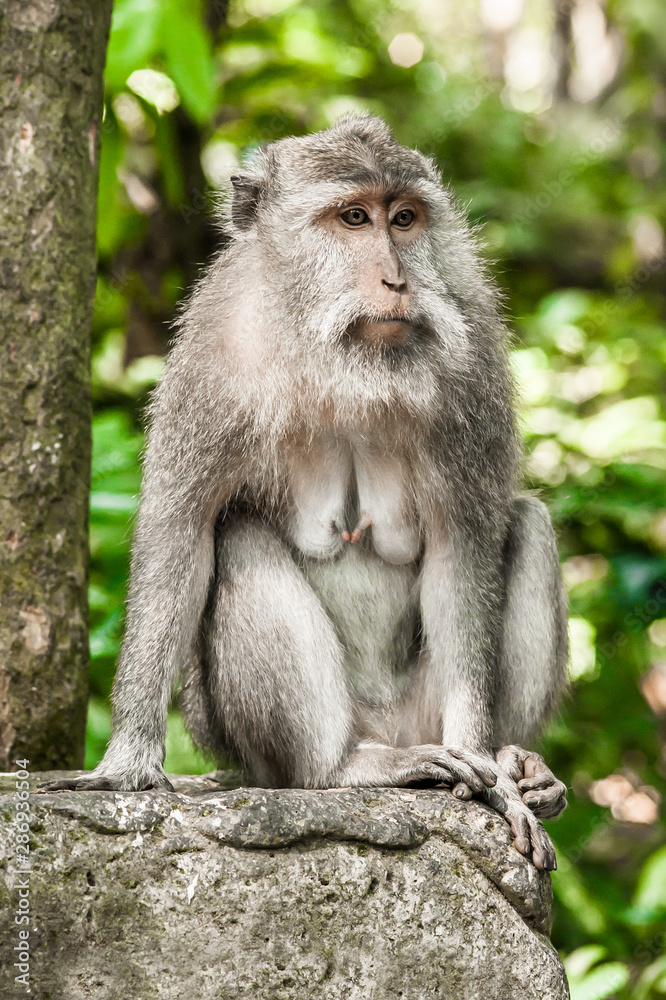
[566,947,631,1000]
[91,0,666,992]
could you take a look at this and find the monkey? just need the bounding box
[42,115,568,872]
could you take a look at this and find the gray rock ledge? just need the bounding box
[0,771,569,1000]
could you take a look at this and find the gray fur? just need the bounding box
[42,116,568,869]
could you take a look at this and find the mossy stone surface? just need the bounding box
[1,773,569,999]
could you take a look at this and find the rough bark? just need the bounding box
[0,773,570,999]
[0,1,112,769]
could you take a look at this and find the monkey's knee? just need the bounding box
[203,515,352,787]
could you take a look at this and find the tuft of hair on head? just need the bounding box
[217,115,443,236]
[328,112,393,143]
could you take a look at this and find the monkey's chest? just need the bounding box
[286,436,421,565]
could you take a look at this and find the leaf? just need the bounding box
[96,118,126,258]
[552,851,607,935]
[634,955,666,1000]
[612,554,666,606]
[160,0,217,123]
[90,491,138,514]
[154,114,187,206]
[568,963,630,1000]
[105,0,162,91]
[633,844,666,914]
[564,946,608,982]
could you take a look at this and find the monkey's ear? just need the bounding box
[229,175,262,230]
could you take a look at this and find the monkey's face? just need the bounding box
[316,193,427,350]
[259,181,440,358]
[228,119,475,382]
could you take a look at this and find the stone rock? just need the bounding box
[0,771,569,999]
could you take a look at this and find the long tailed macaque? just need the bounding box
[43,117,568,871]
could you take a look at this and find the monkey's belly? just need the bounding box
[302,543,419,704]
[287,436,421,565]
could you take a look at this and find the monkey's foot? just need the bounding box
[501,800,557,872]
[481,770,558,872]
[37,770,175,793]
[341,512,372,544]
[496,745,567,820]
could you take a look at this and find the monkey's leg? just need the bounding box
[204,517,354,788]
[495,498,568,743]
[203,519,497,791]
[419,498,565,870]
[39,519,216,794]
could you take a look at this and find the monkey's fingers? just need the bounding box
[520,751,565,789]
[517,774,553,791]
[37,777,116,793]
[140,776,176,792]
[452,782,474,800]
[446,748,497,787]
[36,779,79,792]
[528,822,557,871]
[522,785,567,819]
[517,756,568,817]
[495,744,529,782]
[523,752,547,779]
[504,806,557,871]
[446,758,492,793]
[418,763,457,785]
[507,810,532,857]
[38,772,176,793]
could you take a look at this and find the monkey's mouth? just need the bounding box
[347,316,413,348]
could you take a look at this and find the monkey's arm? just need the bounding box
[421,529,559,871]
[420,531,497,752]
[436,494,567,868]
[41,363,243,792]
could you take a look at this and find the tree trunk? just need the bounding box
[0,0,112,770]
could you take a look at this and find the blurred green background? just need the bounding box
[89,0,666,993]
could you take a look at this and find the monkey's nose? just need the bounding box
[382,276,408,295]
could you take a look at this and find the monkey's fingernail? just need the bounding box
[525,797,537,806]
[341,531,350,541]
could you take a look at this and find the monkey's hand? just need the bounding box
[407,745,498,792]
[495,744,567,820]
[37,767,175,794]
[341,743,497,791]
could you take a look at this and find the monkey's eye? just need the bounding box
[340,207,370,227]
[392,208,416,229]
